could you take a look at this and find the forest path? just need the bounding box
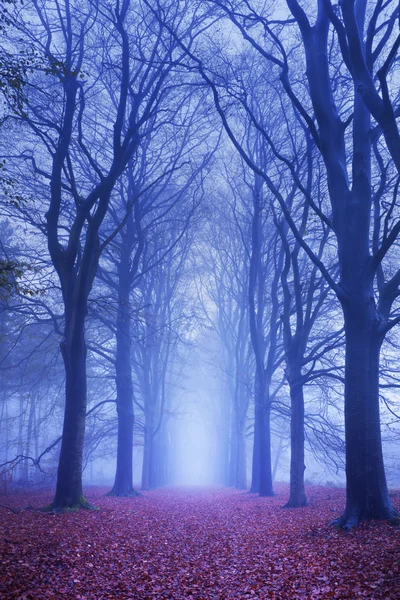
[0,485,399,599]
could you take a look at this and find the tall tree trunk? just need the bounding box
[108,277,138,497]
[141,425,153,490]
[283,0,397,526]
[236,416,247,489]
[53,318,90,510]
[250,379,273,495]
[5,397,8,463]
[152,427,168,488]
[228,417,246,489]
[16,394,24,481]
[284,359,307,508]
[0,398,6,463]
[259,400,273,496]
[337,299,396,528]
[249,400,260,493]
[219,386,231,486]
[228,408,238,487]
[33,394,39,463]
[154,431,164,487]
[248,175,274,495]
[23,395,36,481]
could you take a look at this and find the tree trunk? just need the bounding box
[236,417,247,489]
[249,404,260,493]
[336,301,396,528]
[108,280,138,497]
[16,394,24,481]
[250,380,273,495]
[228,416,247,489]
[259,401,273,496]
[154,432,164,487]
[24,394,36,481]
[141,426,153,490]
[219,390,231,486]
[152,427,169,488]
[53,320,90,510]
[283,360,307,508]
[228,408,238,487]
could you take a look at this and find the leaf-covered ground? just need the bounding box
[1,485,399,599]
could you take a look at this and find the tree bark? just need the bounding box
[229,415,247,489]
[285,1,397,526]
[219,386,231,486]
[24,394,36,481]
[236,417,247,489]
[335,299,396,528]
[152,427,169,488]
[249,402,260,493]
[258,401,273,496]
[250,380,273,495]
[228,411,238,487]
[141,425,154,490]
[283,360,307,508]
[53,317,91,510]
[108,275,138,497]
[248,176,274,497]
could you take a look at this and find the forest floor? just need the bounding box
[0,484,399,599]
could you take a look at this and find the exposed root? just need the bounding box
[330,505,399,531]
[329,513,359,531]
[0,503,36,514]
[0,503,20,514]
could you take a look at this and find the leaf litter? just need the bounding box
[0,485,399,599]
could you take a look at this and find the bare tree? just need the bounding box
[166,0,400,527]
[198,180,253,489]
[7,0,201,509]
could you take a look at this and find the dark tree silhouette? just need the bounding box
[195,0,400,526]
[12,0,193,509]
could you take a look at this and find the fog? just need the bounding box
[172,416,216,486]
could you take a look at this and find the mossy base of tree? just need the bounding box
[40,495,97,513]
